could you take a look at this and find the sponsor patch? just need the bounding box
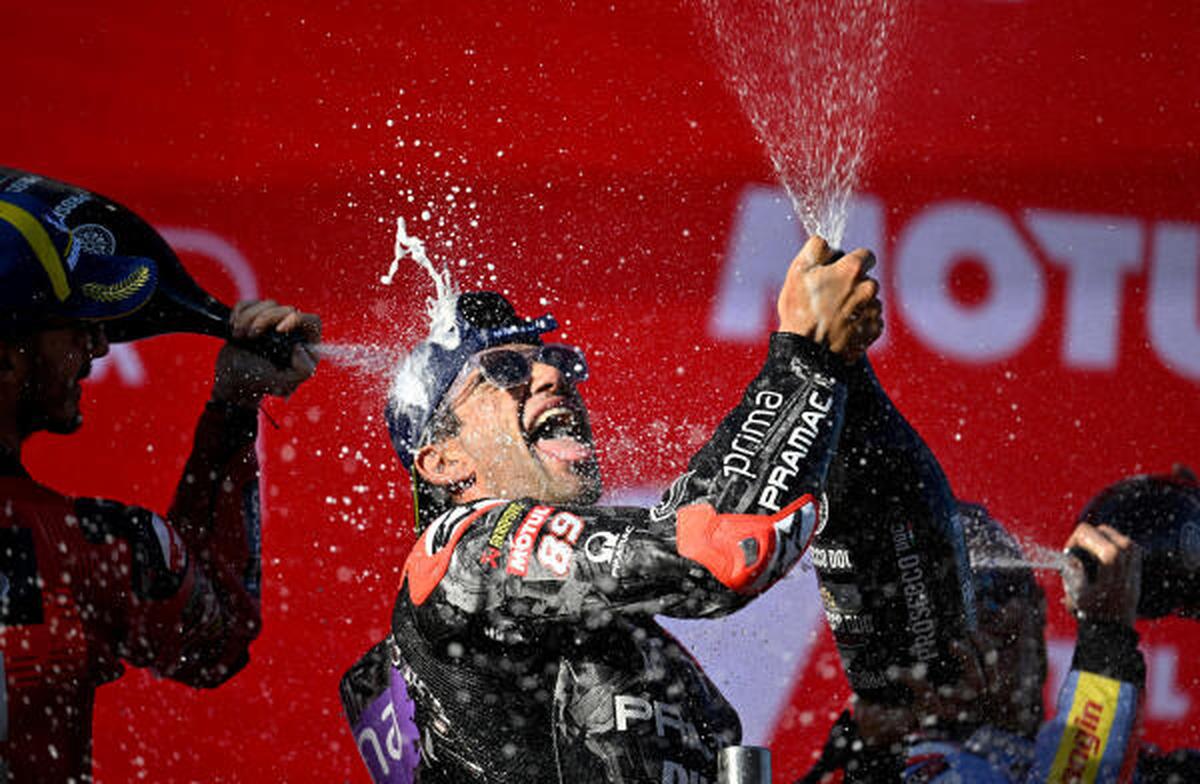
[585,531,619,564]
[535,511,585,578]
[810,545,852,571]
[72,222,117,256]
[487,502,526,550]
[892,522,938,663]
[506,506,553,576]
[583,526,636,576]
[755,388,835,513]
[721,390,784,483]
[352,665,421,784]
[1047,672,1121,783]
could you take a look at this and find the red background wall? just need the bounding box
[3,1,1199,780]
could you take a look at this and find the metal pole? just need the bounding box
[717,745,772,784]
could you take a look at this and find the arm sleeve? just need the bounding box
[406,333,849,635]
[1028,622,1144,783]
[340,638,422,784]
[89,400,263,687]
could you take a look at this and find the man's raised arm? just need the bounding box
[404,237,882,628]
[108,300,319,686]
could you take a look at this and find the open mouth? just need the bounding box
[526,405,594,463]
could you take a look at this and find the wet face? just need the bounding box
[15,322,108,436]
[439,345,601,504]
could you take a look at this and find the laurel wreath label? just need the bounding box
[80,265,151,303]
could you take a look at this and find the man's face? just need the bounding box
[15,322,108,436]
[446,344,601,505]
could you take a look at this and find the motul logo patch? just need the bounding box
[506,506,552,576]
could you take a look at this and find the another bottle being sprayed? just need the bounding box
[1067,466,1200,619]
[0,166,300,367]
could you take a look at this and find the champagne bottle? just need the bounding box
[0,167,301,367]
[1072,467,1200,619]
[811,358,976,704]
[807,246,975,705]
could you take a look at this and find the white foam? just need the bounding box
[698,0,900,247]
[382,217,461,439]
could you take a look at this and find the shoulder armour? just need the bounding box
[402,499,507,606]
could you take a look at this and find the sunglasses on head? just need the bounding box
[446,343,588,405]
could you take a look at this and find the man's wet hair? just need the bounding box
[385,290,557,533]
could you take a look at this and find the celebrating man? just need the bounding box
[341,235,881,783]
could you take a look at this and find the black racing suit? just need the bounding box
[342,333,850,783]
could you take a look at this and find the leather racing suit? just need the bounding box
[342,333,850,783]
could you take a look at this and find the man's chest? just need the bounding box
[1,510,109,722]
[558,623,741,784]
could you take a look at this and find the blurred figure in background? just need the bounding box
[901,508,1144,783]
[803,474,1200,783]
[0,188,320,781]
[799,502,1055,783]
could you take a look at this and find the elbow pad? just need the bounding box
[676,494,822,594]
